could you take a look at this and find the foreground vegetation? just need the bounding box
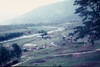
[0,43,22,66]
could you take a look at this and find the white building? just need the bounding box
[23,43,37,51]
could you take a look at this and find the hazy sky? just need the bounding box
[0,0,67,24]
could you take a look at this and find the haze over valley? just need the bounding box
[0,0,100,67]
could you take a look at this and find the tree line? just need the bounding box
[0,32,23,42]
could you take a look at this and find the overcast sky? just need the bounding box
[0,0,71,24]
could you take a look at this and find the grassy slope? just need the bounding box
[18,42,100,67]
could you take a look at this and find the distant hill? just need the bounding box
[5,0,80,25]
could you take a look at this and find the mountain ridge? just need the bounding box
[5,0,79,25]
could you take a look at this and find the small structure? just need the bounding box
[23,43,37,51]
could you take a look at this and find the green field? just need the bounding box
[18,43,100,67]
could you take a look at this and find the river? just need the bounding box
[0,27,65,43]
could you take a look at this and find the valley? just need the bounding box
[0,0,100,67]
[0,21,100,67]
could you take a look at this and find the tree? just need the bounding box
[0,44,11,66]
[12,43,22,61]
[71,0,100,46]
[38,30,48,39]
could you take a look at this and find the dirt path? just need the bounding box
[12,57,32,67]
[62,33,66,37]
[50,48,100,57]
[51,42,59,47]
